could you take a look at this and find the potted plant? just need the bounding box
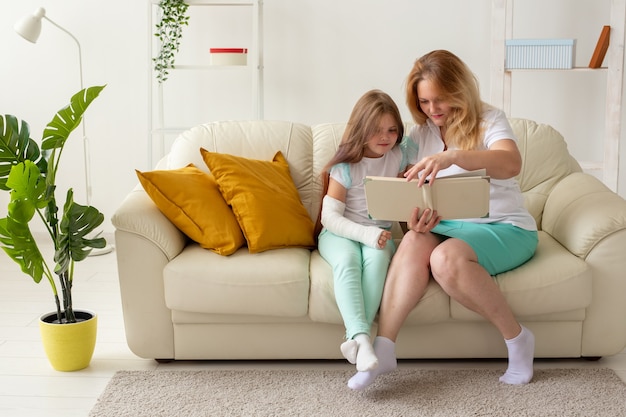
[0,85,106,371]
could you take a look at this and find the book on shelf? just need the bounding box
[589,25,611,68]
[364,170,490,222]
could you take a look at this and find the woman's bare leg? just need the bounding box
[376,231,440,341]
[347,231,439,390]
[430,239,534,384]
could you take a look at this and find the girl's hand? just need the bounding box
[407,207,440,233]
[377,230,392,249]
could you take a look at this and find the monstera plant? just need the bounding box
[0,85,106,326]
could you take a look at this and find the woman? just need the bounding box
[348,50,538,390]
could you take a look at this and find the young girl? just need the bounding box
[317,89,416,374]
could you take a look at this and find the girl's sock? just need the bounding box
[340,339,357,364]
[499,325,535,384]
[347,336,396,390]
[354,333,378,372]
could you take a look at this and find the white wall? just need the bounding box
[1,0,624,234]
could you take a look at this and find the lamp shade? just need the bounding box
[14,7,46,43]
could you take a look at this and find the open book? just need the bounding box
[364,170,490,221]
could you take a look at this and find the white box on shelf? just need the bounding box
[210,48,248,66]
[505,39,576,69]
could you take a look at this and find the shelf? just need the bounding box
[148,0,263,168]
[490,0,625,192]
[505,67,608,72]
[151,0,255,5]
[171,64,250,70]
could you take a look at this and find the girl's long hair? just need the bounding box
[314,89,404,240]
[405,50,486,150]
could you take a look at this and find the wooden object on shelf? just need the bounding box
[589,25,611,68]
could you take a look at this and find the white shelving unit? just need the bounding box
[148,0,264,167]
[490,0,625,191]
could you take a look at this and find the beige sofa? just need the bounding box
[112,118,626,361]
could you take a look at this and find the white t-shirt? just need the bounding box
[408,107,537,231]
[329,138,413,229]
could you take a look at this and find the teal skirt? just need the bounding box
[432,220,538,275]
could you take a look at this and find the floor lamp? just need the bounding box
[14,7,113,256]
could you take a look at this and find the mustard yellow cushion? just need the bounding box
[200,149,315,253]
[136,164,245,256]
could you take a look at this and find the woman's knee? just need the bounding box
[394,231,438,262]
[430,240,475,285]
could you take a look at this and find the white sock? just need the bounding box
[347,336,396,390]
[500,325,535,384]
[354,334,378,372]
[340,339,357,364]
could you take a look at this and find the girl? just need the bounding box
[318,89,416,374]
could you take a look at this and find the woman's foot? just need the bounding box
[500,325,535,384]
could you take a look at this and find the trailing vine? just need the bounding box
[153,0,190,83]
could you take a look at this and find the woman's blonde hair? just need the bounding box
[406,50,486,150]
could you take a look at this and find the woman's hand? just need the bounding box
[407,207,440,233]
[404,151,456,186]
[377,230,392,249]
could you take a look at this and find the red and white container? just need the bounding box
[210,48,248,66]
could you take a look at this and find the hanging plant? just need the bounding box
[153,0,190,83]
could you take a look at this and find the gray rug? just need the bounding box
[89,367,626,417]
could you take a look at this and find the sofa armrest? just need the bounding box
[542,172,626,258]
[542,172,626,356]
[111,188,187,260]
[111,188,187,359]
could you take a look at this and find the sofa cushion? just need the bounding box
[201,149,315,253]
[135,164,245,255]
[163,244,311,317]
[451,231,591,320]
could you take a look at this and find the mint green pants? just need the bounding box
[318,228,396,340]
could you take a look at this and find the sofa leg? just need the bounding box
[155,358,174,363]
[582,356,602,361]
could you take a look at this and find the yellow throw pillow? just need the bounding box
[200,149,315,253]
[136,164,245,256]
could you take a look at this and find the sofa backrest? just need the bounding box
[164,120,319,218]
[163,118,581,231]
[508,118,581,228]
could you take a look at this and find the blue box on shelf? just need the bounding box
[505,39,576,69]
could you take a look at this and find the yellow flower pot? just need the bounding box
[39,309,97,372]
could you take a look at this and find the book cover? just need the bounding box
[364,171,490,221]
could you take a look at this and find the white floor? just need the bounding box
[1,237,625,417]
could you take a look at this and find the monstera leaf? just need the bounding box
[0,216,46,284]
[0,160,52,284]
[42,86,105,151]
[55,189,105,276]
[0,115,47,191]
